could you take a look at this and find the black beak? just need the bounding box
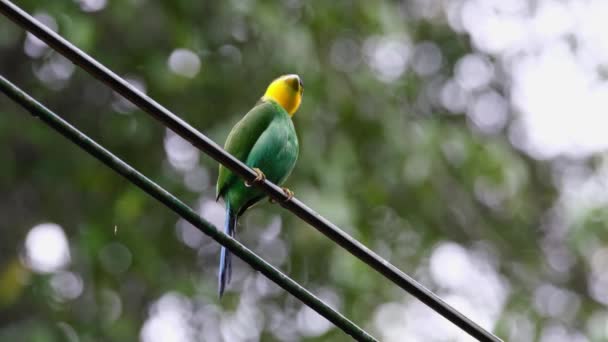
[286,76,301,92]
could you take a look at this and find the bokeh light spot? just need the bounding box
[23,12,56,58]
[164,128,200,172]
[364,36,411,83]
[24,223,70,274]
[168,49,201,78]
[50,271,83,301]
[98,242,132,275]
[141,293,194,342]
[76,0,107,12]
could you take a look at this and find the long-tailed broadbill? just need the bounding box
[216,74,302,297]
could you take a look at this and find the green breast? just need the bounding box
[217,100,299,215]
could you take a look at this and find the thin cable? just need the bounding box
[0,2,502,341]
[0,74,377,342]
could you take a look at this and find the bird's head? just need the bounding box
[262,74,303,116]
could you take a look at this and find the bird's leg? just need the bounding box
[269,187,295,203]
[245,168,266,187]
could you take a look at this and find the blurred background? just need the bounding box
[1,0,607,341]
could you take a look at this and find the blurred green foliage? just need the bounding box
[0,1,604,341]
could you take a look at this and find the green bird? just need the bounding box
[216,74,303,297]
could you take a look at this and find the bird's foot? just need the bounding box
[282,187,294,201]
[269,187,295,203]
[245,168,266,187]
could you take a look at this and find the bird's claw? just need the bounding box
[245,168,266,187]
[282,187,294,201]
[269,187,295,203]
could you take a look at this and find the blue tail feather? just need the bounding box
[218,204,236,298]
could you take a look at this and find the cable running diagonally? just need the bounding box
[0,74,377,342]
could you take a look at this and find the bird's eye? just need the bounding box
[298,77,303,90]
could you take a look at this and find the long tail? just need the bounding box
[218,203,237,298]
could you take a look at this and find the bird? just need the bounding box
[215,74,303,297]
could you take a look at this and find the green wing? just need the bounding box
[216,100,278,199]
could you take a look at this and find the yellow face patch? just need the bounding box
[262,74,303,116]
